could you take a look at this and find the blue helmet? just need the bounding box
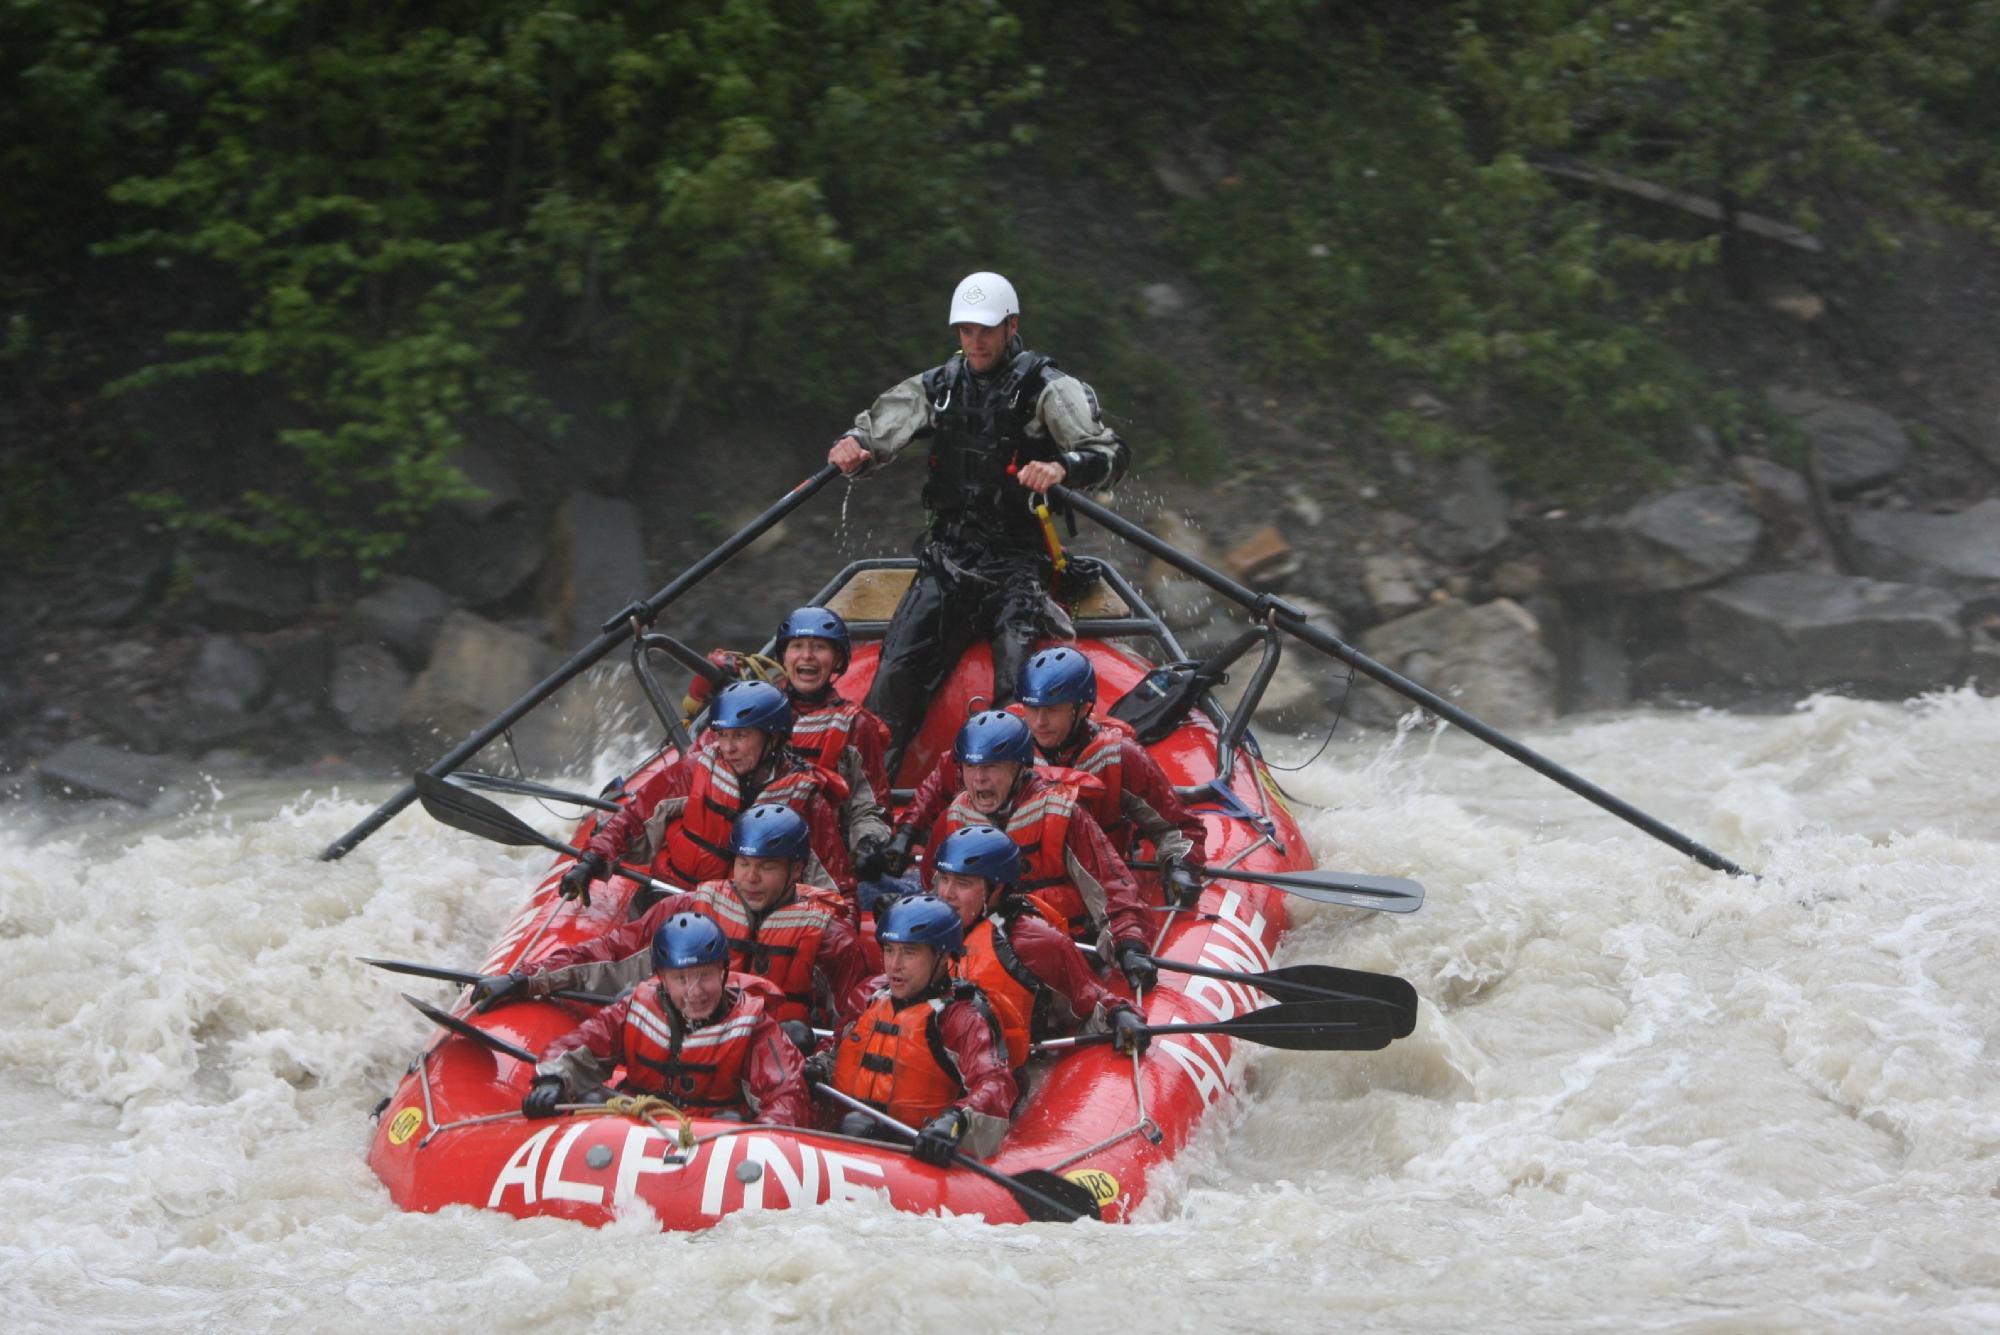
[1017,646,1097,710]
[775,605,851,673]
[731,802,811,862]
[711,679,792,741]
[651,912,729,971]
[931,826,1021,889]
[954,709,1034,766]
[877,893,965,958]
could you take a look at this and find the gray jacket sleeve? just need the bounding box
[1031,374,1127,489]
[836,748,892,850]
[845,373,933,471]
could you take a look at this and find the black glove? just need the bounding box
[852,836,891,882]
[521,1075,566,1119]
[1117,942,1159,993]
[1111,1007,1151,1056]
[470,970,527,1013]
[778,1020,815,1056]
[882,826,916,877]
[801,1050,834,1088]
[558,852,608,906]
[913,1107,969,1166]
[1162,855,1203,910]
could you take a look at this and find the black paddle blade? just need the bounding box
[1260,965,1420,1038]
[1217,866,1425,914]
[1192,999,1397,1051]
[1211,1021,1397,1052]
[414,770,564,851]
[1006,1169,1104,1223]
[401,991,539,1065]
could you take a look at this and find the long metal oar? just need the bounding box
[812,1082,1101,1223]
[1130,858,1424,914]
[363,957,617,1007]
[321,464,842,861]
[1053,483,1751,878]
[1035,1000,1396,1054]
[412,770,682,897]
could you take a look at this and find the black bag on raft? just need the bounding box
[1109,658,1222,745]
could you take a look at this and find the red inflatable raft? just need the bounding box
[368,559,1329,1226]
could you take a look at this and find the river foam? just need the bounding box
[3,690,1997,1332]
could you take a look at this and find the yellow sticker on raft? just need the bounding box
[1063,1169,1120,1207]
[387,1106,424,1145]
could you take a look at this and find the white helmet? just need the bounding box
[947,272,1020,327]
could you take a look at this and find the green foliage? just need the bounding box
[75,0,1035,565]
[8,0,2000,559]
[1028,0,2000,488]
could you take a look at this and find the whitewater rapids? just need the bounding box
[2,690,1997,1332]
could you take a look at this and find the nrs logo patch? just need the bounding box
[387,1106,423,1145]
[1062,1168,1119,1206]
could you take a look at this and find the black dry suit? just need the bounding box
[864,343,1121,777]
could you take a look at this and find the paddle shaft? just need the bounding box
[813,1082,1094,1222]
[1034,1018,1382,1052]
[1053,484,1750,878]
[320,464,842,860]
[1128,857,1422,905]
[452,772,622,812]
[362,957,617,1006]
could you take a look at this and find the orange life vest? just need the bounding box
[939,769,1098,936]
[690,878,846,1024]
[618,978,771,1113]
[659,750,841,886]
[953,909,1055,1069]
[830,981,991,1128]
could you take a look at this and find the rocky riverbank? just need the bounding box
[5,361,1996,819]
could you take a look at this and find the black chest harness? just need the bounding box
[921,347,1064,543]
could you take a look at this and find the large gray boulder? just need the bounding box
[539,491,647,648]
[1529,484,1762,593]
[1763,388,1913,496]
[1361,553,1436,620]
[1420,456,1511,563]
[443,443,524,521]
[1688,572,1965,693]
[185,634,270,714]
[330,643,410,735]
[1847,500,2000,590]
[36,740,177,806]
[399,611,557,739]
[347,575,455,666]
[70,546,172,629]
[189,551,315,630]
[414,513,550,608]
[254,627,334,704]
[1731,454,1832,565]
[1354,597,1558,728]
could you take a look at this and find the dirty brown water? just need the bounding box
[2,689,1997,1331]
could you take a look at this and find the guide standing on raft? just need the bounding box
[827,271,1130,777]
